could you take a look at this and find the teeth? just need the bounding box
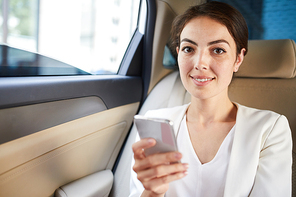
[194,78,213,82]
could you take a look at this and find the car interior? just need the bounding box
[0,0,295,197]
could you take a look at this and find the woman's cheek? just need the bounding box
[179,63,190,77]
[178,56,192,73]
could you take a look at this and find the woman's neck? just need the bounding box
[187,95,237,126]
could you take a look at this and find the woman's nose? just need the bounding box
[194,52,209,70]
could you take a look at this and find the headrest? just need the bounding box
[235,39,296,79]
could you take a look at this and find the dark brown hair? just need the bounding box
[170,1,248,56]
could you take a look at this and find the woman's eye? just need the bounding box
[213,48,226,54]
[182,47,193,53]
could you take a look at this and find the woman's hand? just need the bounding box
[132,138,188,197]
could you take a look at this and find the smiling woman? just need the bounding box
[130,2,292,197]
[177,16,245,100]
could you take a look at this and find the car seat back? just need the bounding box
[229,39,296,195]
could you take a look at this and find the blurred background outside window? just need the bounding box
[0,0,140,74]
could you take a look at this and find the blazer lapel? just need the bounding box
[224,103,262,197]
[172,103,190,137]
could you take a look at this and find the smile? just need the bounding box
[191,76,215,82]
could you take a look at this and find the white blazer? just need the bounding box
[130,103,292,197]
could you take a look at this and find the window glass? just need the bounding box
[0,45,89,76]
[163,45,177,69]
[0,0,141,76]
[209,0,296,42]
[7,0,39,50]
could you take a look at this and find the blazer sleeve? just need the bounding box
[250,115,292,197]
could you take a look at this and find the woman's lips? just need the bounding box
[190,75,215,85]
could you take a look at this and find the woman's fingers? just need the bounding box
[137,162,189,182]
[132,139,188,196]
[133,151,182,172]
[142,171,188,193]
[132,138,156,159]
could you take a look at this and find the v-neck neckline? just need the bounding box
[181,115,236,166]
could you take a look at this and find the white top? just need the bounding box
[165,115,235,197]
[130,103,292,197]
[129,115,236,197]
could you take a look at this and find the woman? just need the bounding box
[130,2,292,197]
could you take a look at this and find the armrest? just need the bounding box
[55,170,113,197]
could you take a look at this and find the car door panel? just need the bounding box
[0,75,142,110]
[55,169,114,197]
[0,96,108,144]
[0,101,139,197]
[0,74,142,197]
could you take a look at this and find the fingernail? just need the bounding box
[175,152,182,159]
[147,139,155,144]
[183,164,189,169]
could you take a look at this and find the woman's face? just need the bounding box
[177,16,245,101]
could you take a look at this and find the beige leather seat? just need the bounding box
[110,39,296,196]
[230,39,296,195]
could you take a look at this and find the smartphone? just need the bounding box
[134,115,178,156]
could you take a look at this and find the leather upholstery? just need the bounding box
[236,39,296,78]
[228,39,296,196]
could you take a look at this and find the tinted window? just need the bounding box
[209,0,296,42]
[0,45,90,76]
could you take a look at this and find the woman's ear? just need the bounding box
[234,48,246,72]
[176,47,179,54]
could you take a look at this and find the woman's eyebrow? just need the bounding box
[180,38,230,47]
[208,39,230,46]
[180,38,197,46]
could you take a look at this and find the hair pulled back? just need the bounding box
[171,1,248,56]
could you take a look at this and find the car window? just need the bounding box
[208,0,296,42]
[0,0,141,76]
[0,45,90,76]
